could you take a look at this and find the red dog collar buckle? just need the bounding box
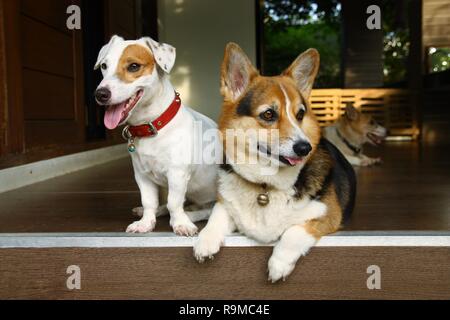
[122,92,181,145]
[122,92,181,152]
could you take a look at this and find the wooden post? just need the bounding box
[0,0,25,155]
[0,0,6,155]
[341,0,384,88]
[408,0,423,140]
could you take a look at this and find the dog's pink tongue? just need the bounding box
[104,103,126,130]
[286,157,303,166]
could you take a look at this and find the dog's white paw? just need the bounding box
[268,255,296,283]
[126,219,156,233]
[373,157,382,165]
[361,157,382,167]
[171,216,198,237]
[193,232,222,263]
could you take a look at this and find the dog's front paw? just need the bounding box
[193,232,222,263]
[268,255,296,283]
[373,157,382,165]
[171,216,198,237]
[126,219,156,233]
[361,157,382,166]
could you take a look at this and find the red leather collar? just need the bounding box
[123,92,181,139]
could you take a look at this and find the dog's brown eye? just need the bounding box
[128,63,141,73]
[260,109,277,122]
[101,63,107,70]
[297,109,306,121]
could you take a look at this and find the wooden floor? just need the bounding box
[0,141,449,300]
[1,247,448,299]
[0,141,449,232]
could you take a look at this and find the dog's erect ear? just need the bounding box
[221,42,258,102]
[284,49,320,100]
[345,104,360,121]
[143,37,176,74]
[94,35,123,70]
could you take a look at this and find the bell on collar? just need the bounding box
[128,140,136,153]
[257,183,270,206]
[257,192,270,206]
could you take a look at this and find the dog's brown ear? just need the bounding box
[221,43,258,102]
[345,104,360,121]
[284,49,320,100]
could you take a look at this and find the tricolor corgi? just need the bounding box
[323,104,387,166]
[193,43,356,282]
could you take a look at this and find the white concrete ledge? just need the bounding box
[0,231,449,248]
[0,144,128,193]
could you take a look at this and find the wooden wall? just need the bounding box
[0,0,152,165]
[341,0,384,88]
[0,0,85,155]
[423,0,450,49]
[20,0,85,149]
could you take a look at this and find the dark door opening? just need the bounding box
[82,0,106,140]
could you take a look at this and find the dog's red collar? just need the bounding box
[122,92,181,140]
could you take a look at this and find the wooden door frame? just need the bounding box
[0,0,86,158]
[72,0,86,145]
[0,0,24,155]
[255,0,264,73]
[0,0,6,155]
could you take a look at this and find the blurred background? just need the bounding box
[0,0,449,166]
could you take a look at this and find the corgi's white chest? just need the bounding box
[219,172,327,243]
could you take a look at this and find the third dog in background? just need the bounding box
[323,104,387,166]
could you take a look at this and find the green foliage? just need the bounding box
[381,0,410,85]
[383,30,409,85]
[263,0,413,88]
[264,0,341,28]
[428,48,450,73]
[263,0,341,87]
[264,22,341,87]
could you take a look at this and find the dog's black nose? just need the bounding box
[293,141,312,157]
[95,88,111,104]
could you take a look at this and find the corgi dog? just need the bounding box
[323,104,387,166]
[193,43,356,282]
[94,36,218,235]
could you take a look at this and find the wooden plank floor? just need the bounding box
[1,247,449,299]
[0,141,449,232]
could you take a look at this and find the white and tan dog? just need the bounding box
[323,104,387,166]
[95,35,218,236]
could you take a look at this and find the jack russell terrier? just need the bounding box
[94,35,219,236]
